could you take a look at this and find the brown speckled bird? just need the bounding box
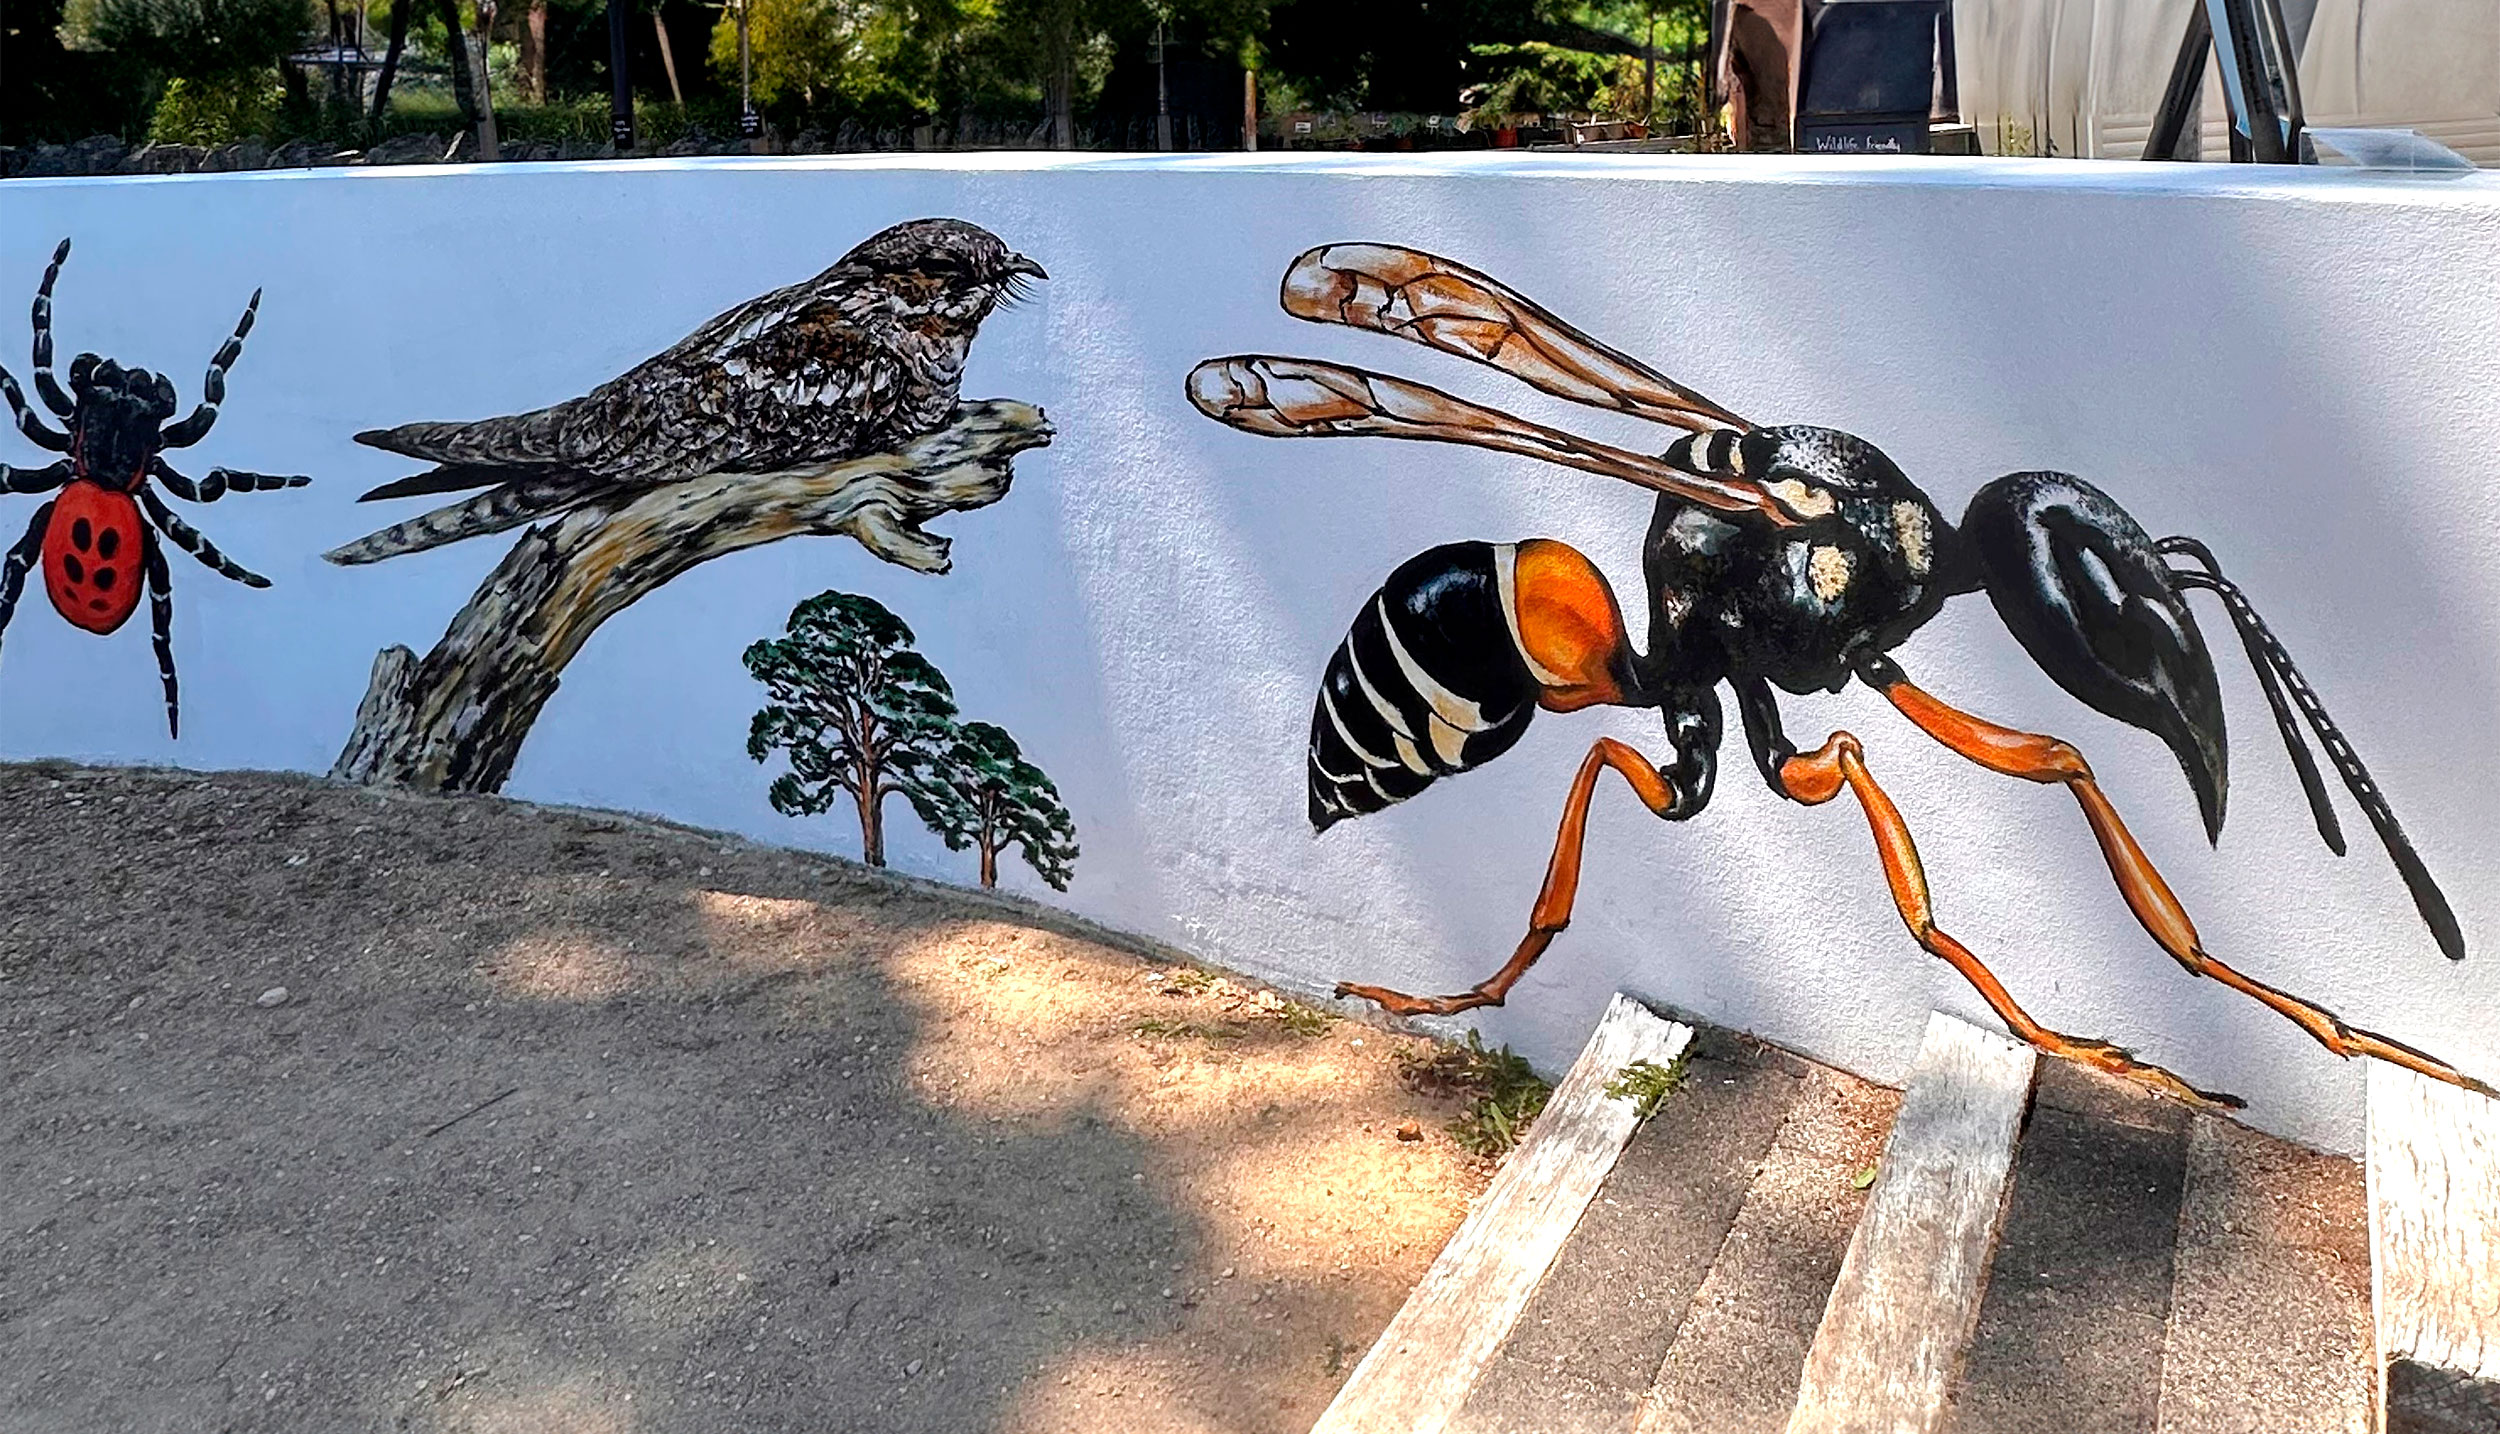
[326,218,1044,566]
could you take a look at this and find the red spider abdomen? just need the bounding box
[43,481,145,635]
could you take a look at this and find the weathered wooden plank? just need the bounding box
[1313,993,1694,1434]
[2368,1062,2500,1431]
[1784,1011,2037,1434]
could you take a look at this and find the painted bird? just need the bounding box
[326,218,1045,566]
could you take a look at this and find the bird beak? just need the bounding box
[1004,254,1048,281]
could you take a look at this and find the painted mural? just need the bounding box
[745,589,1078,889]
[1187,241,2481,1110]
[323,217,1053,794]
[0,239,306,737]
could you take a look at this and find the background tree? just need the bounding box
[744,591,960,868]
[906,720,1078,890]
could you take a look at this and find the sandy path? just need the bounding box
[0,762,1488,1434]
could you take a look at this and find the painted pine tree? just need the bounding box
[743,592,958,867]
[906,721,1080,890]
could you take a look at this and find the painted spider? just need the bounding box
[0,239,307,737]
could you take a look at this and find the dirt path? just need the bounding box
[0,762,1490,1434]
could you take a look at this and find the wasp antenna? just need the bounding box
[2168,560,2344,854]
[2170,556,2464,961]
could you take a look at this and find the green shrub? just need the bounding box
[148,69,283,143]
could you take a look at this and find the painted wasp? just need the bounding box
[1187,243,2482,1109]
[0,239,306,737]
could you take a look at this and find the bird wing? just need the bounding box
[353,264,909,499]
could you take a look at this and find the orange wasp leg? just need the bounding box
[1337,737,1683,1018]
[1777,729,2240,1108]
[1879,677,2492,1098]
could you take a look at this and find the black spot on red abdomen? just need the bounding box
[43,480,145,634]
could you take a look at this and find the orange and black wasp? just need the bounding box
[1188,243,2482,1108]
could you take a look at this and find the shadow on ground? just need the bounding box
[0,762,1483,1434]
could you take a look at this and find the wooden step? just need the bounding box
[1635,1061,1900,1433]
[1784,1011,2038,1434]
[2368,1064,2500,1433]
[1312,994,1692,1434]
[1447,1042,1806,1434]
[2156,1114,2372,1433]
[1944,1058,2194,1434]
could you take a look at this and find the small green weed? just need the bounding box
[1604,1053,1692,1122]
[1277,1003,1336,1038]
[1399,1030,1552,1158]
[1133,1017,1241,1041]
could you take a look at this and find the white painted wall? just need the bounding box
[4,153,2495,1153]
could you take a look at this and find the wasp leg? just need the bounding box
[1872,665,2492,1099]
[1778,727,2241,1109]
[149,456,309,503]
[137,487,269,587]
[1338,719,1715,1017]
[143,526,177,737]
[0,501,55,661]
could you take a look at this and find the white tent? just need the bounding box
[1951,0,2499,161]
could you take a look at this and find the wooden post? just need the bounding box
[1786,1012,2036,1434]
[2369,1062,2500,1428]
[330,401,1052,794]
[1313,995,1694,1434]
[1243,68,1258,151]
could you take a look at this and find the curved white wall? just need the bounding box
[4,152,2495,1152]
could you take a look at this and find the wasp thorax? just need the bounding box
[1743,425,1910,496]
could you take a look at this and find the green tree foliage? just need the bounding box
[744,591,960,868]
[71,0,315,80]
[906,720,1078,890]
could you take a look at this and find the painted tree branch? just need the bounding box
[330,400,1052,793]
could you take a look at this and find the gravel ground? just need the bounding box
[0,761,1489,1434]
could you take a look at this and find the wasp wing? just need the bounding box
[1279,244,1746,434]
[1187,355,1791,525]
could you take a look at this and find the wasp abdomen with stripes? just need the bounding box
[1309,539,1638,830]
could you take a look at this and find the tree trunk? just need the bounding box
[468,1,501,159]
[978,836,997,888]
[1045,20,1075,149]
[856,783,886,865]
[437,0,480,128]
[654,10,684,104]
[520,0,546,103]
[330,402,1051,793]
[370,0,413,121]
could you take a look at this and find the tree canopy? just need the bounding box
[906,720,1079,890]
[745,590,960,868]
[746,591,1078,892]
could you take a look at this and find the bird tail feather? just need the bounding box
[354,399,587,469]
[323,472,603,565]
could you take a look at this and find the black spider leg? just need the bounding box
[31,238,75,419]
[0,365,71,451]
[2155,536,2340,853]
[137,486,270,587]
[4,458,72,494]
[143,523,178,737]
[159,286,261,450]
[149,455,310,502]
[2159,536,2463,963]
[0,500,54,662]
